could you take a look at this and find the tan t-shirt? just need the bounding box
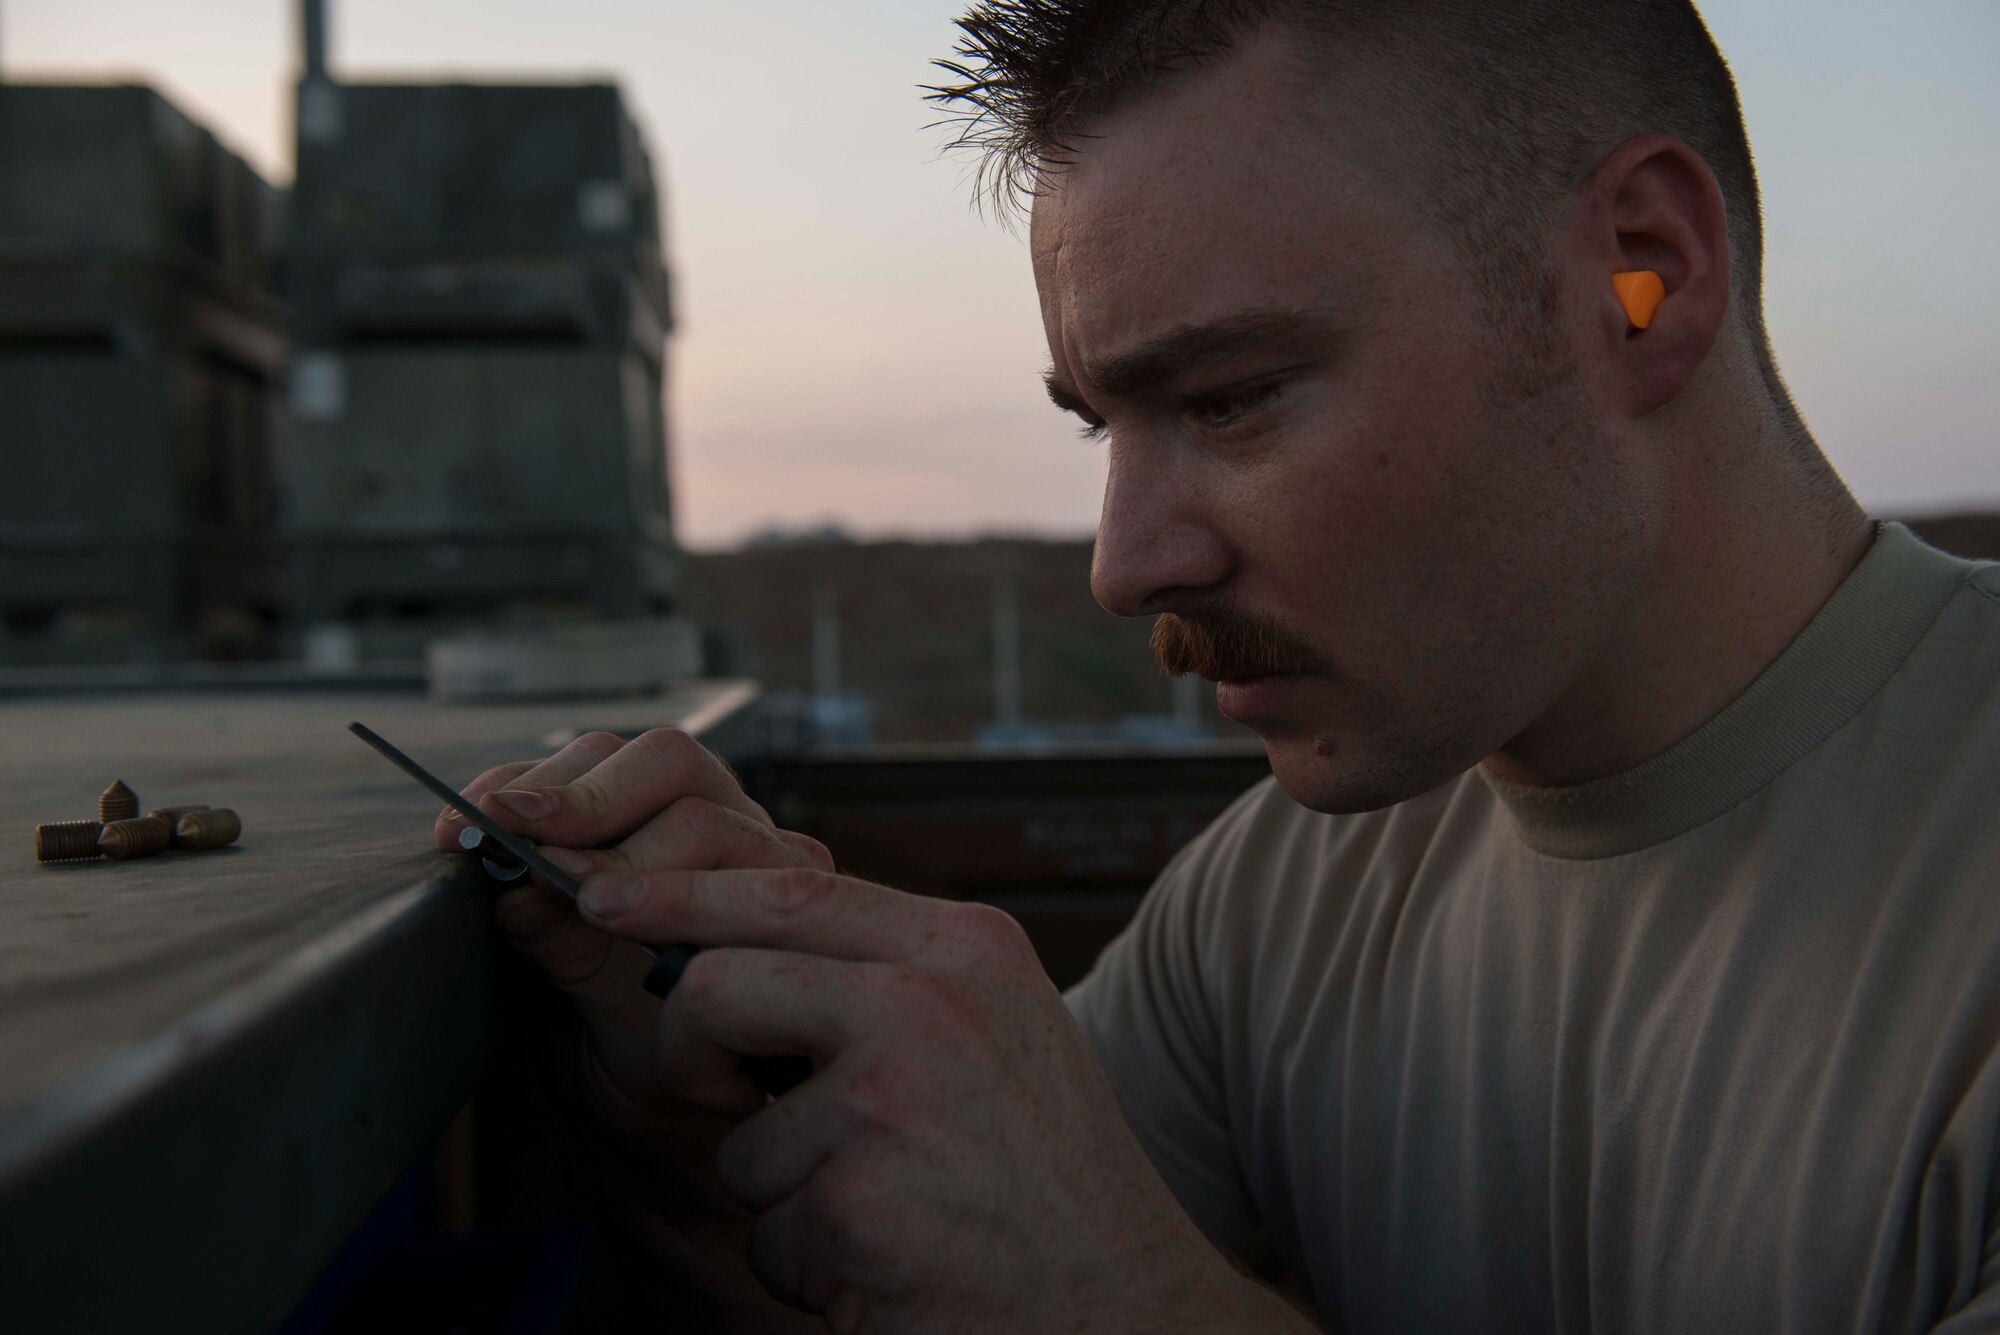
[1067,524,2000,1333]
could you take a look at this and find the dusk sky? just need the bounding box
[7,1,1996,548]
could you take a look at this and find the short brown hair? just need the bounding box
[929,1,1799,414]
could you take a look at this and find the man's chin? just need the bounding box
[1258,729,1463,816]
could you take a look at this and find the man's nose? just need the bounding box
[1089,450,1230,618]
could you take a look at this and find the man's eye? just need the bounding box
[1188,382,1281,428]
[1076,418,1109,442]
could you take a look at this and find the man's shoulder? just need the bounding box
[1970,559,2000,605]
[1842,546,2000,782]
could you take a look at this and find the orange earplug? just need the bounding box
[1612,270,1666,330]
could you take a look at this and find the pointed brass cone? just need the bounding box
[98,780,139,825]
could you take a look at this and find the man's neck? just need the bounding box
[1482,431,1876,790]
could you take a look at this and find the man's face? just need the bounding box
[1031,27,1649,812]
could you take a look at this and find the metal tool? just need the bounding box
[347,721,810,1096]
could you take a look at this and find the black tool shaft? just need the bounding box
[348,722,582,899]
[348,721,811,1097]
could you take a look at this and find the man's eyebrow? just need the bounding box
[1043,307,1331,413]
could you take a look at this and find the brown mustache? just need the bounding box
[1150,602,1324,679]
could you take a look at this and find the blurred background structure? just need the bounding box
[0,0,1995,727]
[285,8,677,658]
[2,1,685,680]
[0,82,284,665]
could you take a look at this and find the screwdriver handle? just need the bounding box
[641,943,813,1096]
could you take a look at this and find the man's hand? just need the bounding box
[437,729,831,1331]
[435,728,833,1111]
[567,862,1305,1332]
[439,728,1308,1332]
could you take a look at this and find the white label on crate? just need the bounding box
[291,354,347,422]
[578,180,631,232]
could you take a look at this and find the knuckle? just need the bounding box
[781,831,837,872]
[842,1060,921,1138]
[805,1165,902,1288]
[468,761,529,796]
[559,778,611,821]
[644,798,729,866]
[664,794,726,835]
[634,727,698,766]
[747,1210,815,1314]
[754,867,833,922]
[804,1161,873,1233]
[671,947,729,1010]
[959,901,1036,966]
[574,730,624,759]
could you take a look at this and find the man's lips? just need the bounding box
[1212,672,1309,721]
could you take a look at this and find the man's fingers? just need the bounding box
[432,760,533,849]
[620,798,820,871]
[714,1072,857,1213]
[655,947,857,1118]
[745,1187,817,1316]
[436,731,624,847]
[745,1168,854,1318]
[478,727,770,849]
[528,797,823,897]
[495,881,620,986]
[578,866,949,963]
[494,883,667,1079]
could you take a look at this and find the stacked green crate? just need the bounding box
[0,85,285,664]
[282,81,676,633]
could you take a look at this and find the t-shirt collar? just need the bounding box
[1479,523,1970,860]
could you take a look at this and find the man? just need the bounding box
[440,2,2000,1330]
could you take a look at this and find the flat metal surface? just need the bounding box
[0,680,758,1333]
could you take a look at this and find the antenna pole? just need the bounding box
[302,0,330,81]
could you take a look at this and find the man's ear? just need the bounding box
[1575,133,1733,417]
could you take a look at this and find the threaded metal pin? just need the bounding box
[99,815,172,860]
[99,780,139,825]
[175,808,242,851]
[150,805,211,843]
[36,820,103,863]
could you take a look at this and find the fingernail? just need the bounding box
[492,788,556,820]
[439,806,465,826]
[579,873,644,918]
[541,847,592,876]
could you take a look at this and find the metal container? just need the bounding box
[281,81,676,632]
[0,86,286,665]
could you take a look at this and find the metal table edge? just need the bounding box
[0,682,766,1333]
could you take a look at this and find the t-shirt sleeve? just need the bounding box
[1064,813,1261,1250]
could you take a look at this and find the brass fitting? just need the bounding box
[36,820,103,863]
[175,808,242,851]
[99,815,172,860]
[99,780,139,825]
